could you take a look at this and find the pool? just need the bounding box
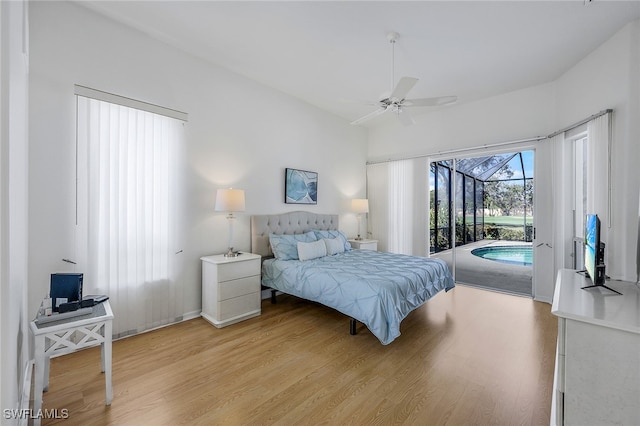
[471,245,533,266]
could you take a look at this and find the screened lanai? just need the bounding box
[429,151,534,254]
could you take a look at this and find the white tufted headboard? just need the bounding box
[251,211,339,258]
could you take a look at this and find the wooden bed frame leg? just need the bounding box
[350,318,357,335]
[271,289,277,304]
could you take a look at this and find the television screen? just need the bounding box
[50,273,83,312]
[584,214,599,283]
[582,214,620,294]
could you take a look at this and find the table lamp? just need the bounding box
[351,198,369,240]
[215,188,246,257]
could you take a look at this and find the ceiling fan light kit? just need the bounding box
[350,31,457,126]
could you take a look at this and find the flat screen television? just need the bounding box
[50,273,83,312]
[581,214,621,295]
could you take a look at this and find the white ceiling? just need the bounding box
[80,1,640,126]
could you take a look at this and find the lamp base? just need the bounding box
[355,235,363,241]
[224,248,241,257]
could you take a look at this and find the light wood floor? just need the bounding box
[41,285,557,425]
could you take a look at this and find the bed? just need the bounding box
[251,211,454,345]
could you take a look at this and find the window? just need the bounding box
[75,89,186,338]
[574,135,588,240]
[570,113,611,270]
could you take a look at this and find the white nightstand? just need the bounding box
[201,252,261,328]
[348,239,378,251]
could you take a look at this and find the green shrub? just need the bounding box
[484,225,526,241]
[485,225,500,239]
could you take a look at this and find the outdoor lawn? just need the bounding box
[479,215,533,242]
[483,215,533,226]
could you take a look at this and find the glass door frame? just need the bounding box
[427,141,539,295]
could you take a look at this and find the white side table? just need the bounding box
[29,301,113,426]
[348,239,378,251]
[201,252,261,328]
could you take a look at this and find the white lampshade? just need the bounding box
[351,198,369,214]
[215,188,246,212]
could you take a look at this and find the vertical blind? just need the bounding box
[388,160,414,255]
[367,157,428,256]
[76,95,185,338]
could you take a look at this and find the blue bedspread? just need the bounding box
[262,250,455,345]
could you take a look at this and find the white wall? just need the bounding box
[28,2,366,323]
[1,0,30,420]
[368,19,640,299]
[554,21,640,283]
[367,83,555,162]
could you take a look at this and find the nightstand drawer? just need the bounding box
[201,252,262,328]
[218,292,260,321]
[218,275,260,300]
[218,258,260,281]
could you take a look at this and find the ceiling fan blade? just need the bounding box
[339,98,382,107]
[350,106,389,125]
[396,108,415,126]
[403,95,458,107]
[390,77,418,101]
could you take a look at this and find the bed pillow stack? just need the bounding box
[269,231,318,260]
[312,230,352,252]
[297,237,347,261]
[268,229,351,261]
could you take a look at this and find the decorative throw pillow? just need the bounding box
[312,229,352,252]
[297,240,327,261]
[269,231,317,260]
[323,237,345,256]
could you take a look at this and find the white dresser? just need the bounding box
[201,252,261,328]
[551,269,640,425]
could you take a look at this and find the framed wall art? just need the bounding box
[285,168,318,205]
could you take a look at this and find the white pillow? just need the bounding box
[297,240,327,261]
[324,237,345,256]
[312,229,352,251]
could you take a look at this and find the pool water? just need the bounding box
[471,245,533,266]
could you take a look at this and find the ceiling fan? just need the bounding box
[350,32,457,126]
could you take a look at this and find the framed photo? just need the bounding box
[285,168,318,204]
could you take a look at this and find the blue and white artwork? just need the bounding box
[285,168,317,204]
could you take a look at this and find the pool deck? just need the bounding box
[432,240,533,296]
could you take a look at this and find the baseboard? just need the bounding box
[534,295,553,304]
[18,360,33,426]
[114,312,205,341]
[182,310,201,321]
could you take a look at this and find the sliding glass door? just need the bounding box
[429,151,534,297]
